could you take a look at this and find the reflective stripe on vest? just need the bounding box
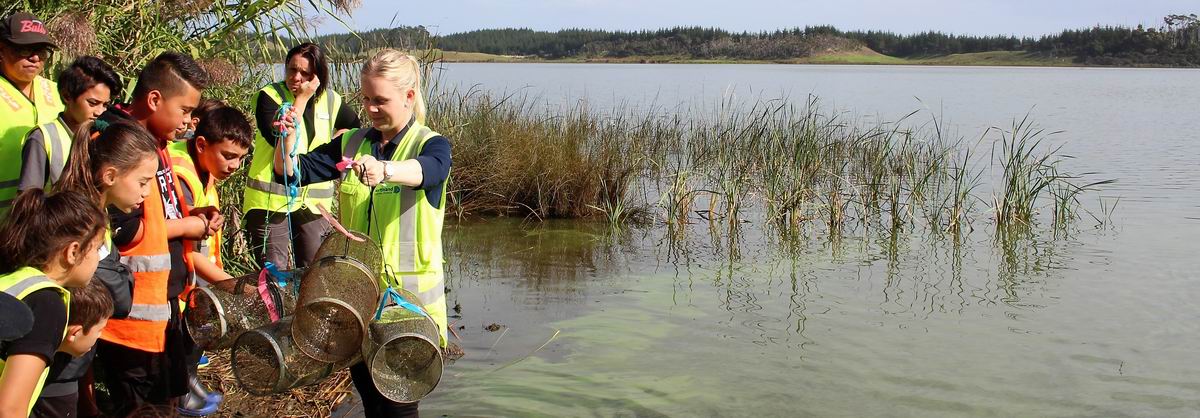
[245,177,335,198]
[128,303,173,321]
[120,254,173,273]
[242,82,339,214]
[0,76,64,215]
[38,118,71,187]
[337,124,449,345]
[0,267,69,414]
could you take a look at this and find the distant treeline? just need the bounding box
[435,27,869,60]
[309,14,1200,66]
[311,26,436,54]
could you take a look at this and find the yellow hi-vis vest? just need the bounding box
[0,75,64,215]
[0,266,69,414]
[337,124,449,346]
[167,141,222,268]
[243,82,341,215]
[33,117,72,190]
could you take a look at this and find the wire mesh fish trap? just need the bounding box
[293,253,381,363]
[314,231,382,274]
[231,317,358,395]
[184,272,298,350]
[364,287,443,403]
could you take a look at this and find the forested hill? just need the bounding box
[314,14,1200,66]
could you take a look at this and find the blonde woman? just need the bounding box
[274,49,450,417]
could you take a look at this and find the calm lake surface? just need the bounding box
[348,64,1200,417]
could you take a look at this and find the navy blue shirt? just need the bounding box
[276,124,452,208]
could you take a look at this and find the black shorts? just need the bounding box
[31,391,78,418]
[95,306,193,416]
[349,361,420,418]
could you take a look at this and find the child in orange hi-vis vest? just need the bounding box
[91,51,219,417]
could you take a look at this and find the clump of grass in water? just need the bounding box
[426,88,667,222]
[990,116,1115,232]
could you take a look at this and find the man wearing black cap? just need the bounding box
[0,11,64,217]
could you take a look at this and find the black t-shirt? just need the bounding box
[99,108,191,300]
[1,289,66,365]
[255,90,360,148]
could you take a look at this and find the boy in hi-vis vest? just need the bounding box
[93,51,219,416]
[167,103,251,416]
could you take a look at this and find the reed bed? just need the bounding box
[425,88,1110,237]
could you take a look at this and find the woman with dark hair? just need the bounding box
[243,42,360,270]
[19,55,122,192]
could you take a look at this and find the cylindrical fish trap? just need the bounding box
[293,255,381,363]
[184,272,298,350]
[231,317,357,395]
[364,288,443,403]
[314,231,382,274]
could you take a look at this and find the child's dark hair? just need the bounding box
[0,189,106,275]
[194,105,253,149]
[286,43,329,101]
[131,51,210,101]
[57,119,160,195]
[193,98,226,122]
[69,279,114,331]
[57,56,123,102]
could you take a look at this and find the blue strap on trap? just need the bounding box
[374,287,429,320]
[262,261,292,288]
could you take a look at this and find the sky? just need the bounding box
[312,0,1195,37]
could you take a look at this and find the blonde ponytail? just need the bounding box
[361,49,427,125]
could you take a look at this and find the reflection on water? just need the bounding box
[410,209,1200,417]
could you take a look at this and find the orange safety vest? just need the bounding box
[100,149,192,352]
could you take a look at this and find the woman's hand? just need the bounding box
[294,75,321,103]
[273,108,301,176]
[353,155,387,187]
[272,107,298,138]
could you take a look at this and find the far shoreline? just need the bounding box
[414,50,1200,69]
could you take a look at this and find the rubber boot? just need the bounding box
[177,375,222,416]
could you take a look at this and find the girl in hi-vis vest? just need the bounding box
[0,189,107,417]
[275,49,452,418]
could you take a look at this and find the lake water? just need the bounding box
[345,64,1200,417]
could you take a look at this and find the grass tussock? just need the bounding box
[428,88,668,223]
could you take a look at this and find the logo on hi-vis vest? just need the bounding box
[0,86,20,111]
[20,20,47,34]
[373,185,404,195]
